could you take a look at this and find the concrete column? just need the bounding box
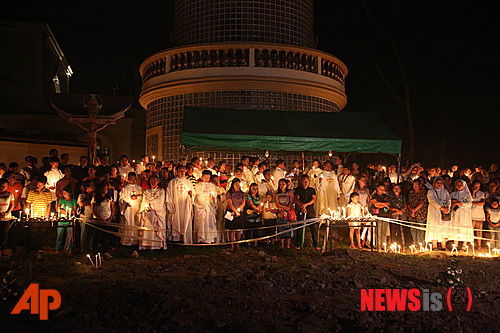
[249,48,255,67]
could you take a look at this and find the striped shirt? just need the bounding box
[26,188,52,216]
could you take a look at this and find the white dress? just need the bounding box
[194,182,218,243]
[139,187,166,250]
[316,170,340,215]
[450,188,474,242]
[166,177,195,244]
[425,187,451,242]
[471,190,486,221]
[347,202,362,227]
[119,184,143,246]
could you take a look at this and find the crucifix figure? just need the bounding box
[52,94,130,163]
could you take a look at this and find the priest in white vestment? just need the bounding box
[166,165,195,244]
[194,171,218,243]
[139,175,166,250]
[316,161,341,216]
[425,177,451,249]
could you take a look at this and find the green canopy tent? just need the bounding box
[180,106,402,155]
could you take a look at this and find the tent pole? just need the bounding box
[397,153,402,183]
[301,151,305,172]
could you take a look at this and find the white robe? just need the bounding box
[258,180,275,198]
[272,167,286,186]
[166,177,194,244]
[339,174,356,207]
[450,189,474,242]
[215,185,228,242]
[193,168,202,180]
[242,166,254,185]
[307,167,323,192]
[425,188,451,242]
[316,170,340,215]
[194,182,218,243]
[138,187,166,249]
[119,184,143,246]
[118,165,135,180]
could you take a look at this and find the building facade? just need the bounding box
[139,0,347,163]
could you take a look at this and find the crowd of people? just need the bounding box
[0,148,499,256]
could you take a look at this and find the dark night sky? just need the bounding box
[2,1,498,166]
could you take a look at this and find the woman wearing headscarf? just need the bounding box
[450,179,474,249]
[425,177,451,250]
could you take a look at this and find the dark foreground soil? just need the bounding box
[0,244,499,333]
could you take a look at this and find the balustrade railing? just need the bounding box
[141,44,346,86]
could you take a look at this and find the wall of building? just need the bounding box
[0,140,87,166]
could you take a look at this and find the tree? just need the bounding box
[361,0,415,160]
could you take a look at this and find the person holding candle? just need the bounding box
[258,169,275,198]
[119,172,143,246]
[244,183,263,247]
[347,192,363,249]
[138,175,167,250]
[388,184,407,245]
[486,199,500,248]
[166,165,195,244]
[193,171,218,244]
[407,179,428,246]
[44,157,64,213]
[470,180,486,250]
[355,175,372,247]
[26,176,52,219]
[450,179,474,250]
[225,178,246,251]
[262,191,279,246]
[55,186,77,254]
[135,155,149,176]
[425,177,451,251]
[307,159,323,193]
[0,178,15,250]
[226,168,249,193]
[275,178,295,248]
[204,158,217,176]
[118,155,135,182]
[4,172,23,218]
[253,162,267,185]
[316,161,341,216]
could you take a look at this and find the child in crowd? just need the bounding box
[119,172,142,246]
[56,186,77,254]
[347,192,363,249]
[262,192,278,246]
[486,199,500,248]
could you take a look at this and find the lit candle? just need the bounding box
[24,208,29,218]
[397,245,401,254]
[342,207,346,218]
[451,244,457,255]
[487,242,491,256]
[68,208,72,217]
[87,254,95,267]
[98,253,102,267]
[30,204,33,218]
[410,245,414,254]
[472,242,475,256]
[419,243,424,252]
[96,255,99,267]
[383,242,387,253]
[465,244,469,256]
[425,242,428,251]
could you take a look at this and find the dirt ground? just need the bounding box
[1,239,500,332]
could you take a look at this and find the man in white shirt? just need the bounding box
[339,166,356,207]
[191,157,203,180]
[203,158,217,176]
[44,157,64,210]
[272,159,286,190]
[241,156,254,185]
[135,155,149,175]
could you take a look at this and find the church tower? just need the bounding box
[139,0,347,161]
